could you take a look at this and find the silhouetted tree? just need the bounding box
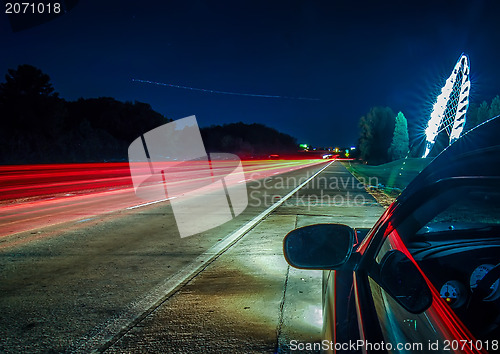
[388,111,409,161]
[477,101,490,126]
[0,64,64,133]
[0,64,56,98]
[358,107,396,164]
[465,96,500,131]
[489,95,500,119]
[0,65,68,163]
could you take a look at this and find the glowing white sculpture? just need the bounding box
[423,54,470,158]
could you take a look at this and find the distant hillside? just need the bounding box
[201,122,297,157]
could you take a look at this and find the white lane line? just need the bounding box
[76,218,95,223]
[71,160,334,353]
[126,197,176,210]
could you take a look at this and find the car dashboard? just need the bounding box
[407,230,500,340]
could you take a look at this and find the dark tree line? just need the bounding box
[0,65,298,164]
[358,106,398,165]
[0,65,170,163]
[201,122,297,156]
[465,95,500,131]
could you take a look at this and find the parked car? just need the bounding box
[284,118,500,353]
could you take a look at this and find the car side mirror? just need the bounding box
[283,224,355,270]
[378,250,433,314]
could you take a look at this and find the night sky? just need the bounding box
[1,0,500,147]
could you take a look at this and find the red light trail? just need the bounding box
[0,159,327,241]
[388,226,485,353]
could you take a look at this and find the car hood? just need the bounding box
[397,116,500,203]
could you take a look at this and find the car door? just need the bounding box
[367,229,475,353]
[365,180,500,353]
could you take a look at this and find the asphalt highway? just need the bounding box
[0,160,385,353]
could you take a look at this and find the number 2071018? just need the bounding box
[5,2,61,14]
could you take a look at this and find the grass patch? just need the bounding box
[342,158,431,204]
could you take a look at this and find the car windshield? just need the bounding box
[417,185,500,235]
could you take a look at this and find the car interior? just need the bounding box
[400,182,500,340]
